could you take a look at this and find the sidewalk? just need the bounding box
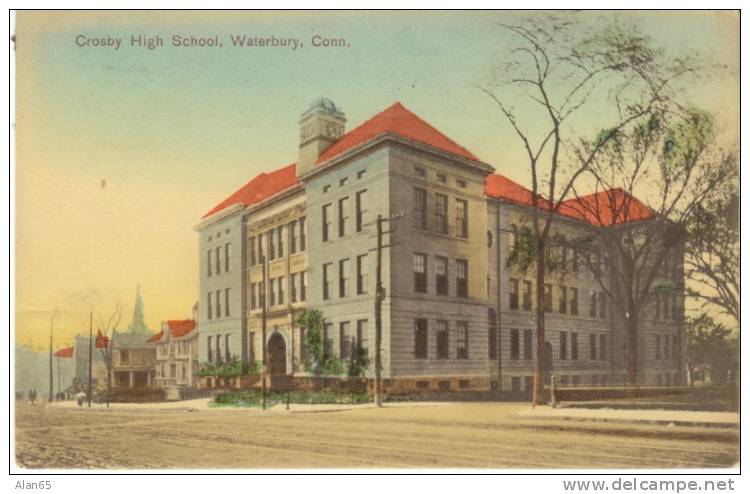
[517,405,739,428]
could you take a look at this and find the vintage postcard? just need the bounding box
[11,9,740,478]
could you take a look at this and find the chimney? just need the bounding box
[297,97,346,177]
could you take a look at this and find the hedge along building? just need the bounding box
[198,99,683,393]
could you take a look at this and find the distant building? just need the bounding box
[150,309,199,392]
[110,331,156,388]
[73,334,108,390]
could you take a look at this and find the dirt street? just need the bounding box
[14,402,739,469]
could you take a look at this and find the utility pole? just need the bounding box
[48,317,53,402]
[87,310,93,407]
[374,214,385,407]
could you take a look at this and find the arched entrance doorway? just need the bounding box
[267,333,287,376]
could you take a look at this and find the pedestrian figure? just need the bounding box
[76,391,86,407]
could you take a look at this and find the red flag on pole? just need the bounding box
[95,331,109,348]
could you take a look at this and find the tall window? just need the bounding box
[414,253,427,293]
[270,278,276,306]
[655,334,662,360]
[456,321,469,359]
[289,220,297,254]
[589,291,597,318]
[278,276,285,305]
[559,331,568,360]
[338,197,349,237]
[570,288,579,315]
[290,273,298,303]
[544,284,552,312]
[435,256,448,295]
[414,319,428,359]
[523,280,532,310]
[339,322,351,360]
[558,286,568,314]
[599,334,607,360]
[435,193,448,234]
[249,237,256,266]
[510,329,520,360]
[250,283,257,309]
[225,243,231,272]
[589,334,597,360]
[323,324,333,358]
[215,246,221,274]
[356,254,368,295]
[216,335,221,362]
[268,230,276,261]
[207,250,213,277]
[207,336,213,362]
[259,281,265,308]
[571,332,579,360]
[277,226,284,258]
[355,190,367,232]
[599,292,606,319]
[356,320,368,354]
[523,329,533,360]
[488,309,498,360]
[215,290,221,319]
[322,204,331,242]
[414,188,427,230]
[509,278,519,309]
[225,334,231,361]
[300,271,307,301]
[225,288,231,317]
[323,263,332,300]
[207,292,213,320]
[455,199,468,238]
[299,217,307,251]
[436,320,449,359]
[258,233,264,261]
[456,259,468,298]
[339,259,350,297]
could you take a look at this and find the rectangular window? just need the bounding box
[225,243,231,272]
[356,320,368,354]
[225,288,231,317]
[414,319,428,359]
[258,233,264,261]
[523,281,532,311]
[248,332,255,364]
[510,329,520,360]
[207,292,213,320]
[560,331,568,360]
[215,246,221,274]
[323,263,332,300]
[356,190,367,232]
[259,281,265,309]
[250,283,257,309]
[571,332,578,360]
[338,197,349,238]
[290,273,297,303]
[323,324,333,358]
[488,317,497,360]
[278,276,285,305]
[414,188,427,230]
[655,334,662,360]
[599,334,607,361]
[339,322,351,360]
[456,321,469,359]
[599,292,606,319]
[559,286,568,314]
[216,335,221,362]
[589,291,597,318]
[277,226,284,258]
[215,290,221,319]
[435,193,448,234]
[268,229,276,261]
[270,278,276,306]
[339,258,350,298]
[322,204,331,242]
[437,173,447,183]
[225,334,230,361]
[435,256,448,295]
[207,336,213,362]
[414,253,427,293]
[664,333,671,359]
[455,199,468,238]
[509,278,519,309]
[456,259,468,298]
[570,288,579,315]
[289,221,297,254]
[356,254,368,295]
[207,250,213,277]
[436,320,449,359]
[299,217,306,252]
[590,334,597,360]
[544,284,552,312]
[300,271,307,301]
[523,329,533,360]
[249,237,256,266]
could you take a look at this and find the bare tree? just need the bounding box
[95,302,124,407]
[564,108,737,384]
[684,191,739,326]
[480,13,699,403]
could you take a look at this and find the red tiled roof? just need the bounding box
[559,188,655,226]
[317,102,480,164]
[203,163,299,219]
[149,320,197,342]
[484,174,537,206]
[54,346,74,358]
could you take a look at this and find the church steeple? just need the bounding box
[127,285,150,334]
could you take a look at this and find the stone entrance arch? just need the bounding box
[267,332,287,376]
